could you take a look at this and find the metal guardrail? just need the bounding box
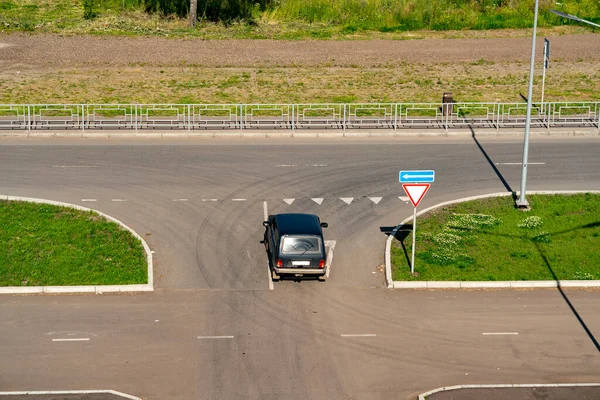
[0,102,598,131]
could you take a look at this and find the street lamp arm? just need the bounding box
[550,9,600,29]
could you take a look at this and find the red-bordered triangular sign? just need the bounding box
[402,183,431,207]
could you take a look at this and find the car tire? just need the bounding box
[271,270,280,282]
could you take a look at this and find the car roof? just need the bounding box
[273,213,322,236]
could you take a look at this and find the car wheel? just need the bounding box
[318,275,326,282]
[271,270,280,282]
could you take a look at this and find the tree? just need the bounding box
[189,0,198,27]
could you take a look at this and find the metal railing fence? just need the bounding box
[0,102,598,131]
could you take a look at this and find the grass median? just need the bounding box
[391,193,600,282]
[0,200,147,286]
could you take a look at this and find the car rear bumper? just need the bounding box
[275,268,326,276]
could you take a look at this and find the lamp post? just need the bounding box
[516,0,540,209]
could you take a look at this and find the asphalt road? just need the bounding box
[0,135,599,399]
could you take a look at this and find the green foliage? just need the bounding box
[0,200,147,286]
[143,0,272,22]
[392,194,600,281]
[83,0,98,20]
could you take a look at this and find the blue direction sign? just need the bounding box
[399,170,435,183]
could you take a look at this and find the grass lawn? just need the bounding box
[0,200,147,286]
[391,193,600,281]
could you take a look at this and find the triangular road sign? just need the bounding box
[402,183,431,207]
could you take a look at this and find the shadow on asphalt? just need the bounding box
[469,126,515,196]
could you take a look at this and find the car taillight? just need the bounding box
[319,259,325,269]
[276,259,283,268]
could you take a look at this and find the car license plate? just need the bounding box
[292,261,310,266]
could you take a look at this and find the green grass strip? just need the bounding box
[0,200,147,286]
[392,193,600,281]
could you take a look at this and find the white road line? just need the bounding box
[202,199,218,202]
[52,338,90,342]
[81,199,97,202]
[341,334,377,337]
[283,198,295,205]
[52,165,98,168]
[263,201,273,290]
[232,198,247,201]
[311,198,324,205]
[495,162,546,165]
[369,197,382,204]
[482,332,519,336]
[325,240,336,279]
[197,336,234,339]
[172,199,188,202]
[111,199,127,202]
[263,201,268,221]
[340,197,354,205]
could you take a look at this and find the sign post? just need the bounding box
[541,38,550,116]
[400,170,434,274]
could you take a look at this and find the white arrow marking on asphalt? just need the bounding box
[340,197,353,205]
[283,198,295,205]
[399,196,409,202]
[369,197,382,204]
[311,198,324,205]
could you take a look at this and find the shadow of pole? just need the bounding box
[534,241,600,353]
[469,126,516,197]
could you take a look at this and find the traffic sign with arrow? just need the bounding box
[399,170,435,183]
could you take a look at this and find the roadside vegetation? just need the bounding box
[0,201,147,286]
[391,193,600,281]
[2,60,599,104]
[0,0,598,38]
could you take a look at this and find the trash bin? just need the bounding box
[442,92,454,116]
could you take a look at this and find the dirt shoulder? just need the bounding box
[1,33,599,69]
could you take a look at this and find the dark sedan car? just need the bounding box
[263,213,328,281]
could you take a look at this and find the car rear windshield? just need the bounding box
[281,236,321,254]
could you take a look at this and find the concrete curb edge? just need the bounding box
[385,190,600,290]
[418,383,600,400]
[0,390,142,399]
[0,195,154,294]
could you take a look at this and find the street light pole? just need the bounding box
[516,0,540,209]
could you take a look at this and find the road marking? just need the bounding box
[232,198,247,201]
[482,332,519,336]
[369,197,382,204]
[52,165,98,168]
[197,336,234,339]
[399,196,409,202]
[202,199,218,202]
[263,201,274,290]
[52,338,90,342]
[311,198,324,205]
[340,197,354,205]
[495,162,545,165]
[283,198,295,205]
[276,164,298,167]
[263,201,268,221]
[172,199,188,202]
[81,199,97,202]
[325,240,336,279]
[341,334,376,337]
[111,199,126,202]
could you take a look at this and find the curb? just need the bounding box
[0,195,154,294]
[1,127,599,139]
[0,390,141,399]
[418,383,600,400]
[385,190,600,290]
